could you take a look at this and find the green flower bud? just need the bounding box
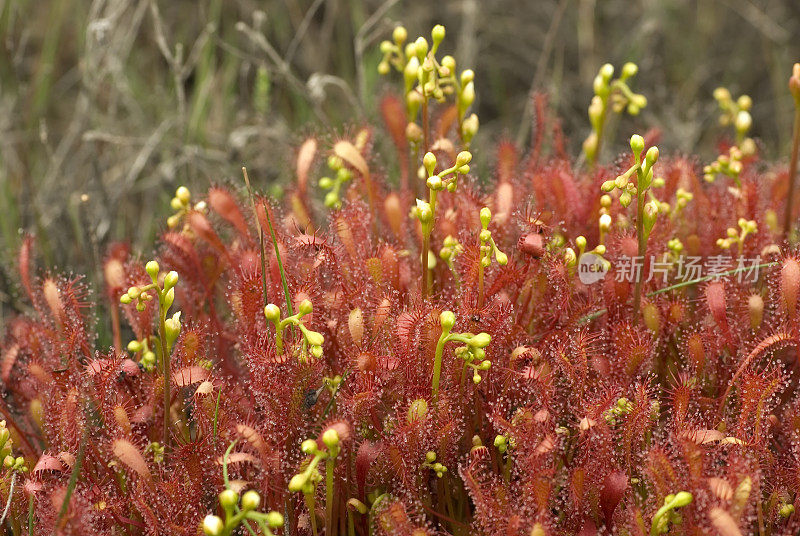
[164,287,175,309]
[630,134,645,156]
[298,299,313,315]
[426,176,443,191]
[440,310,456,331]
[423,152,437,175]
[469,332,491,348]
[301,439,317,454]
[127,340,143,353]
[241,490,261,511]
[713,87,731,103]
[322,428,340,449]
[621,62,638,79]
[737,94,752,111]
[456,151,472,167]
[441,55,456,73]
[460,81,475,109]
[672,491,693,507]
[480,207,492,228]
[264,304,281,322]
[164,271,179,290]
[393,26,407,45]
[407,399,428,423]
[735,110,752,133]
[175,186,190,205]
[202,515,224,536]
[145,260,159,281]
[414,37,428,60]
[219,489,239,510]
[431,25,445,46]
[288,473,308,492]
[165,312,182,346]
[645,146,659,167]
[266,511,284,528]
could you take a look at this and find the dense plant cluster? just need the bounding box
[3,24,800,536]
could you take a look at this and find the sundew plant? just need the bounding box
[3,15,800,536]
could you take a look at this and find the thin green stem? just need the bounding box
[56,423,88,528]
[263,201,294,317]
[274,324,284,354]
[421,189,438,298]
[632,158,646,323]
[783,107,800,238]
[0,471,15,526]
[431,334,448,404]
[305,492,318,536]
[212,387,222,440]
[241,168,268,307]
[157,295,172,450]
[348,510,356,536]
[325,458,335,536]
[28,494,34,535]
[477,260,485,308]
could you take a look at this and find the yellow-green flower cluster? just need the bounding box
[703,145,745,186]
[713,87,755,152]
[583,62,647,164]
[121,261,181,371]
[421,450,447,478]
[0,421,27,473]
[378,25,478,145]
[438,311,491,386]
[264,299,324,362]
[203,445,284,536]
[167,186,207,229]
[716,218,757,255]
[288,428,341,494]
[319,155,353,209]
[478,208,508,268]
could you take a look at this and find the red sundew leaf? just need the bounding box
[356,441,379,501]
[208,187,250,237]
[33,454,66,474]
[534,435,555,456]
[131,404,153,424]
[708,477,733,500]
[58,452,75,468]
[705,282,728,335]
[236,424,269,460]
[194,380,214,396]
[600,471,628,528]
[1,343,19,383]
[187,211,227,256]
[709,507,743,536]
[24,480,43,495]
[578,518,598,536]
[296,138,318,193]
[18,236,34,302]
[112,439,151,482]
[680,429,725,444]
[334,140,369,180]
[216,452,258,466]
[172,366,209,387]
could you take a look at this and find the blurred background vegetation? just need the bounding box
[0,0,798,319]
